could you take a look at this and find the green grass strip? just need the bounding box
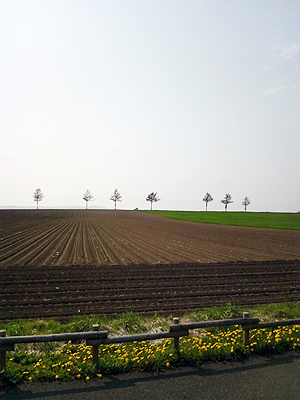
[2,321,300,385]
[1,303,300,386]
[141,211,300,230]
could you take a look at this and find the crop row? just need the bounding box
[1,276,297,296]
[1,284,298,306]
[1,293,298,321]
[0,260,299,321]
[0,270,297,291]
[1,258,298,278]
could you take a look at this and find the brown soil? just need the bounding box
[0,210,299,321]
[0,210,299,266]
[0,261,299,321]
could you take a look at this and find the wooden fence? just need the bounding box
[1,312,300,371]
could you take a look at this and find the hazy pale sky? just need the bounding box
[1,0,299,211]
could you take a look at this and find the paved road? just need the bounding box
[1,352,300,400]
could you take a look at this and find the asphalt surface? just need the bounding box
[1,352,300,400]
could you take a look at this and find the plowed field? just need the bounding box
[0,210,299,321]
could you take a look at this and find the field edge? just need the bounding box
[141,210,300,230]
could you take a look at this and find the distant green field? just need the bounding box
[142,211,300,230]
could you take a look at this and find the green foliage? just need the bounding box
[1,303,300,337]
[1,303,300,387]
[65,315,111,333]
[0,319,61,336]
[141,210,300,230]
[2,322,300,387]
[248,302,300,320]
[199,304,243,321]
[110,311,147,334]
[146,314,171,332]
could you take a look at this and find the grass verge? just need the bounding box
[141,211,300,230]
[1,303,300,386]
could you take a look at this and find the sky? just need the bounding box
[0,0,299,212]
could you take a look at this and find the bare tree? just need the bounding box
[220,193,233,211]
[203,192,213,211]
[110,188,122,210]
[82,190,94,209]
[33,188,44,210]
[146,192,160,210]
[241,196,251,211]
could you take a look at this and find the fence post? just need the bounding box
[173,317,180,355]
[242,312,250,346]
[0,330,6,371]
[92,324,99,365]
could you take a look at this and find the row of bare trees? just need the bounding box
[82,190,161,210]
[33,188,249,211]
[33,189,160,210]
[82,189,123,210]
[203,193,251,211]
[33,188,124,210]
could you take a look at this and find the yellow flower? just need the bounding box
[166,362,170,367]
[77,374,81,378]
[86,376,90,381]
[97,374,102,378]
[55,375,59,379]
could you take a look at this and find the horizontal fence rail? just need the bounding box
[245,318,300,330]
[1,313,300,371]
[86,331,188,346]
[169,317,260,332]
[0,331,108,347]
